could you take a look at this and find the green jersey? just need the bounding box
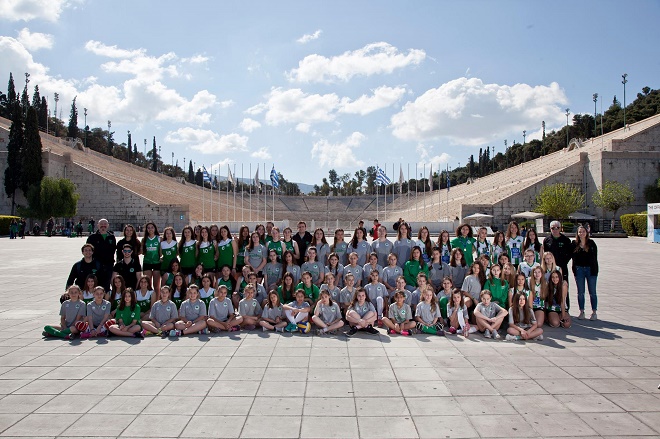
[180,240,197,269]
[143,236,161,265]
[160,240,178,271]
[296,282,320,302]
[116,304,141,325]
[217,277,234,295]
[136,290,153,314]
[268,240,285,262]
[217,239,235,269]
[198,242,216,271]
[451,236,476,266]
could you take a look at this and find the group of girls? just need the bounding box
[54,219,594,341]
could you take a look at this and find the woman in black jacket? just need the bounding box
[572,225,599,321]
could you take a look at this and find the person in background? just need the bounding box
[292,221,313,266]
[369,219,381,239]
[543,220,573,308]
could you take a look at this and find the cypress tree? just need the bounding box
[127,132,132,163]
[7,73,17,109]
[40,96,48,131]
[133,143,138,163]
[188,160,194,183]
[3,105,24,215]
[20,73,30,117]
[151,137,158,172]
[67,96,79,138]
[20,106,44,193]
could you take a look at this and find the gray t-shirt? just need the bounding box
[261,304,284,321]
[382,266,403,289]
[349,301,375,318]
[284,264,301,284]
[347,241,371,266]
[331,241,349,265]
[428,262,451,291]
[325,264,344,288]
[208,297,234,321]
[316,302,342,324]
[461,275,483,301]
[364,282,388,302]
[339,287,355,305]
[86,300,110,326]
[362,263,383,284]
[388,303,412,323]
[371,240,393,267]
[450,265,468,290]
[301,261,325,284]
[238,298,262,316]
[60,299,86,327]
[475,302,503,319]
[320,285,342,303]
[264,262,283,289]
[343,265,364,285]
[447,304,468,321]
[393,239,414,268]
[415,301,441,325]
[149,300,178,325]
[245,244,267,270]
[316,243,330,266]
[179,300,207,321]
[508,306,537,329]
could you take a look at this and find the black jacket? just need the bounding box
[87,231,117,266]
[571,239,599,276]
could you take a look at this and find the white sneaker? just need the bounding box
[484,329,491,338]
[578,311,585,320]
[505,334,519,341]
[493,330,500,339]
[534,334,544,341]
[590,312,598,321]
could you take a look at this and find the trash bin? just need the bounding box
[654,228,660,243]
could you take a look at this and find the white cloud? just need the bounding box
[165,128,249,154]
[251,147,271,159]
[84,40,145,59]
[240,118,261,132]
[339,85,406,115]
[219,99,235,109]
[16,27,53,50]
[295,123,310,133]
[262,87,340,126]
[311,132,366,168]
[182,54,209,64]
[415,144,450,169]
[287,42,425,83]
[391,77,568,146]
[296,29,322,44]
[0,0,67,22]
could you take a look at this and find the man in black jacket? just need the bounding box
[66,244,105,292]
[543,220,573,309]
[86,219,116,290]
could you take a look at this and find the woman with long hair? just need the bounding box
[572,225,599,321]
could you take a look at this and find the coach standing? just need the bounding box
[543,220,572,308]
[86,218,116,290]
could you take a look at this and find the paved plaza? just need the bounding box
[0,235,659,438]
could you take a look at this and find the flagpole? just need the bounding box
[446,164,450,222]
[202,166,205,223]
[249,163,252,223]
[241,164,244,222]
[210,166,213,223]
[423,163,426,221]
[264,163,267,223]
[437,165,441,221]
[376,164,379,222]
[384,164,387,221]
[233,164,237,223]
[407,163,410,217]
[415,163,418,221]
[226,165,230,223]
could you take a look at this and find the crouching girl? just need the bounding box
[44,285,87,339]
[141,285,178,336]
[312,290,344,335]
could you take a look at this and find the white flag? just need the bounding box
[227,165,235,185]
[253,166,260,189]
[428,164,433,190]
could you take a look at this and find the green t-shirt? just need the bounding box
[180,240,197,269]
[483,279,509,307]
[116,304,141,325]
[198,242,216,270]
[451,236,476,266]
[143,236,160,265]
[295,282,320,302]
[160,241,178,271]
[217,239,235,269]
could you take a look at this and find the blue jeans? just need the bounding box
[574,266,597,311]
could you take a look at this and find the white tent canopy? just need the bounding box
[511,211,544,220]
[462,213,493,220]
[568,212,597,220]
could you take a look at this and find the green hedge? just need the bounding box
[621,214,647,237]
[0,215,20,236]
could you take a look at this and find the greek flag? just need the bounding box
[375,166,391,186]
[270,166,279,189]
[202,166,211,182]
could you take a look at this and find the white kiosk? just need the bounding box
[648,203,660,243]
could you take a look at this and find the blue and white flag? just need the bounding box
[375,166,391,186]
[270,166,279,189]
[202,166,211,183]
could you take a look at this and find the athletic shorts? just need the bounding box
[143,263,161,271]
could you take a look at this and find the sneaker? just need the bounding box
[389,329,397,335]
[590,312,598,321]
[578,311,585,320]
[534,334,544,341]
[201,328,209,335]
[463,323,470,337]
[377,319,383,327]
[416,322,424,332]
[448,326,457,335]
[135,330,145,339]
[230,326,240,332]
[436,328,444,336]
[484,329,491,338]
[493,330,500,339]
[284,323,296,332]
[169,329,180,337]
[505,334,519,341]
[346,326,358,337]
[365,325,379,335]
[80,331,92,339]
[244,324,256,331]
[400,330,410,336]
[316,328,325,336]
[42,331,51,338]
[63,334,73,340]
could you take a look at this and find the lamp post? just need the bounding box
[565,108,570,147]
[592,93,598,137]
[172,152,174,168]
[622,73,628,129]
[504,139,508,167]
[83,108,87,148]
[144,138,146,157]
[491,145,495,173]
[107,120,111,155]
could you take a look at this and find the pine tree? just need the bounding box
[151,137,158,172]
[188,160,194,183]
[3,105,24,215]
[7,73,17,109]
[67,96,79,138]
[20,106,44,193]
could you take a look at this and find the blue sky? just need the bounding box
[1,0,659,188]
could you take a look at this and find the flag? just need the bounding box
[398,165,404,192]
[428,164,433,190]
[253,166,260,188]
[270,165,279,189]
[447,167,451,192]
[227,165,235,185]
[202,166,211,183]
[375,166,391,186]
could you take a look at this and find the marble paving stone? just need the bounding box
[60,413,136,437]
[180,415,246,438]
[120,414,191,437]
[141,395,203,415]
[357,416,418,439]
[302,398,356,416]
[355,398,410,416]
[240,415,301,438]
[630,412,660,434]
[300,416,359,439]
[88,395,155,414]
[195,397,254,416]
[578,412,657,436]
[399,381,451,397]
[249,397,304,416]
[561,394,625,413]
[523,412,598,437]
[257,381,307,397]
[414,415,479,438]
[454,395,518,416]
[1,413,81,437]
[0,394,53,413]
[469,414,538,437]
[305,381,353,398]
[35,393,105,413]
